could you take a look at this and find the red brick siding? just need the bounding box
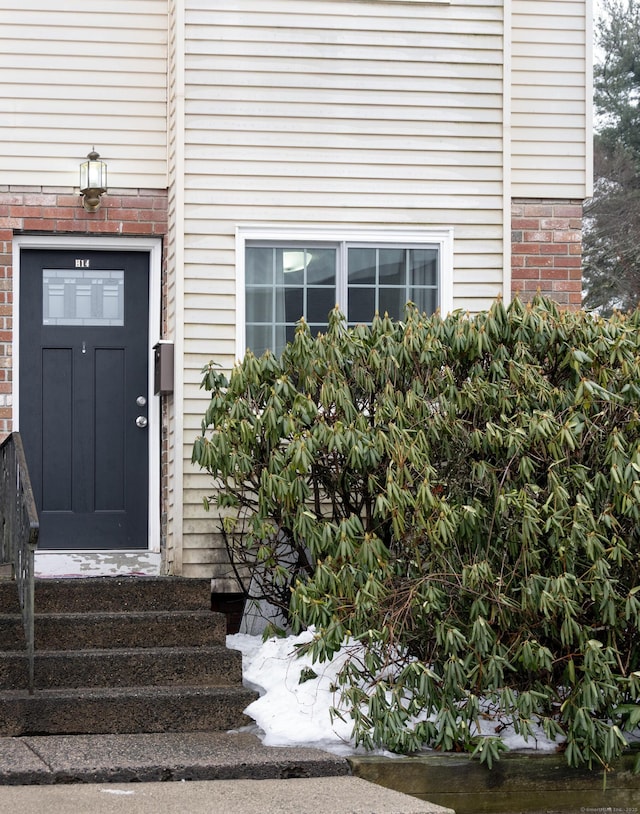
[511,199,583,308]
[0,185,168,441]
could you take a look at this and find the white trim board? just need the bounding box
[34,551,161,578]
[12,234,163,563]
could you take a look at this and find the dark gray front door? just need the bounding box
[19,249,149,550]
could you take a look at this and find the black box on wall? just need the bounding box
[154,340,174,395]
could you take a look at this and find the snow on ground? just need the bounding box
[228,629,361,755]
[227,629,562,756]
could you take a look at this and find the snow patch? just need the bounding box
[227,630,563,756]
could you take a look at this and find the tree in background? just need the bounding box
[583,0,640,314]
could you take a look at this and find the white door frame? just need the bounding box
[13,234,162,573]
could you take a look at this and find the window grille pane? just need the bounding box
[246,325,272,358]
[379,287,406,319]
[348,248,376,285]
[282,288,304,322]
[307,287,336,324]
[348,288,376,323]
[246,247,274,284]
[43,269,124,326]
[410,249,438,287]
[47,283,65,319]
[307,249,337,285]
[246,287,273,323]
[277,249,305,286]
[411,287,438,315]
[379,249,405,286]
[102,283,122,320]
[75,283,92,319]
[285,324,297,345]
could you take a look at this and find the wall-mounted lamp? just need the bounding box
[79,149,108,211]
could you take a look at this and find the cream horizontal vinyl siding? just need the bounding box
[511,0,591,198]
[164,0,181,575]
[180,0,506,582]
[0,0,168,187]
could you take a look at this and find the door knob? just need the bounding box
[136,416,148,428]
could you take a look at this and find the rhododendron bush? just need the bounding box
[193,297,640,771]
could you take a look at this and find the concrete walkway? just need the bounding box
[0,778,454,814]
[0,731,454,814]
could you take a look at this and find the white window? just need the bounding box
[236,227,453,358]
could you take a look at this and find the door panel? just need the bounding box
[42,348,73,511]
[20,249,149,550]
[95,348,126,510]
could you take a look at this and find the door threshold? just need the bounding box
[34,551,161,578]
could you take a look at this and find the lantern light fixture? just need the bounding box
[79,149,107,212]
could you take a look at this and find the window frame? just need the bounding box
[236,225,454,359]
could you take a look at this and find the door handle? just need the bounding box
[136,416,148,428]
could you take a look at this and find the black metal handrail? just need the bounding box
[0,432,39,694]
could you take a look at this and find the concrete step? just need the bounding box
[0,615,23,649]
[0,579,21,615]
[0,644,243,690]
[0,576,257,737]
[0,577,213,615]
[0,685,258,736]
[0,731,352,786]
[0,610,227,651]
[30,577,213,613]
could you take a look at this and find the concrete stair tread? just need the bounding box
[0,644,243,690]
[0,684,255,700]
[33,610,220,622]
[0,685,259,735]
[21,576,213,613]
[3,644,236,657]
[1,609,215,618]
[0,609,227,651]
[0,732,352,786]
